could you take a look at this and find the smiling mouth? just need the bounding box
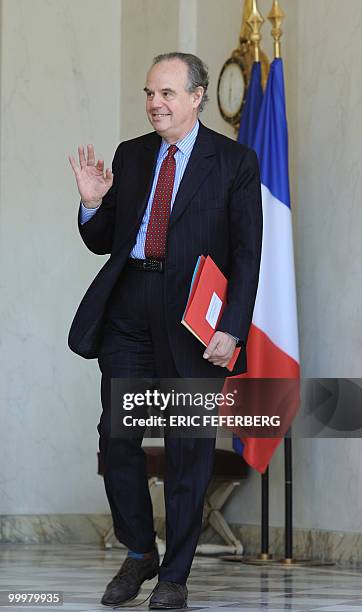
[152,113,171,118]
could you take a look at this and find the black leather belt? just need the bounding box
[127,258,165,272]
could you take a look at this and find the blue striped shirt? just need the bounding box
[80,120,200,262]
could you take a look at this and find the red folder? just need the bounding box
[182,255,241,372]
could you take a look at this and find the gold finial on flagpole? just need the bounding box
[268,0,285,59]
[239,0,253,42]
[247,0,264,62]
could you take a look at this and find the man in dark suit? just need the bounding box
[69,52,262,609]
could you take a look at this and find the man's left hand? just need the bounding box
[203,331,236,368]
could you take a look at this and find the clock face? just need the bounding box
[218,60,245,119]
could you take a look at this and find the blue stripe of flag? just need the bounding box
[238,62,263,148]
[253,58,291,208]
[233,62,263,458]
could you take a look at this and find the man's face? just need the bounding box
[144,59,203,143]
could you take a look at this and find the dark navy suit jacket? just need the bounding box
[68,122,263,377]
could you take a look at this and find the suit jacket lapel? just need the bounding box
[136,131,161,221]
[169,123,216,228]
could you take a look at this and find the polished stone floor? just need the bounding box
[0,544,362,611]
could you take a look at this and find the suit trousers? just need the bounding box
[97,265,216,585]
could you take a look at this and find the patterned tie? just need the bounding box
[145,144,178,259]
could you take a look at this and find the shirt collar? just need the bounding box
[159,120,199,158]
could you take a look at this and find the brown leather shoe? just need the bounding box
[101,549,159,607]
[149,581,188,609]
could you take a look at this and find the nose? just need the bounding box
[149,93,163,109]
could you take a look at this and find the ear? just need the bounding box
[192,86,204,109]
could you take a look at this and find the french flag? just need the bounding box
[233,58,300,473]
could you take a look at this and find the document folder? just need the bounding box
[182,255,241,371]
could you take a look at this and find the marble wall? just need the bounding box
[1,0,361,553]
[0,0,121,514]
[295,0,362,378]
[120,0,180,140]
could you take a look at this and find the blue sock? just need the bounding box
[127,550,149,560]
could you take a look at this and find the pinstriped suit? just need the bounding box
[68,121,262,583]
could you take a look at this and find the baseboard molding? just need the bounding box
[200,523,362,567]
[0,514,113,545]
[1,515,361,566]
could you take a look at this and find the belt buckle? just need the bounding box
[142,258,164,272]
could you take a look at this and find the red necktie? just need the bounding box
[145,144,178,259]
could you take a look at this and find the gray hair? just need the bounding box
[152,52,209,112]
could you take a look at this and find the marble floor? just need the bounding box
[0,544,362,612]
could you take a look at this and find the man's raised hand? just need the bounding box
[68,144,113,208]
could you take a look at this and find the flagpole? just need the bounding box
[267,0,295,565]
[235,1,273,566]
[266,0,291,565]
[248,0,272,564]
[260,466,270,559]
[247,0,264,62]
[283,430,294,562]
[267,0,285,59]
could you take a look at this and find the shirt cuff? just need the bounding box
[224,332,240,344]
[80,202,100,225]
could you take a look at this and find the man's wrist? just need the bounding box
[80,202,100,225]
[224,332,239,344]
[81,199,102,208]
